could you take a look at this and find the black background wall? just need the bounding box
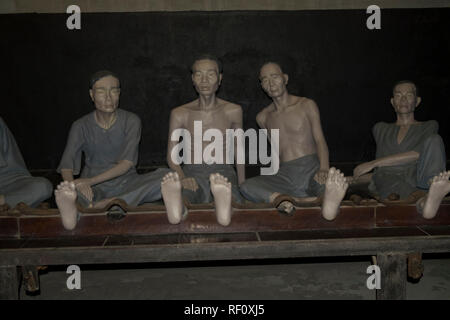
[1,9,449,170]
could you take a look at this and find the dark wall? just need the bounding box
[1,9,449,170]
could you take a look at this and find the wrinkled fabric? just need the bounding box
[0,117,52,207]
[369,121,446,199]
[240,153,324,203]
[57,109,169,207]
[182,164,243,204]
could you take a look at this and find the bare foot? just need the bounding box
[322,167,349,221]
[161,172,186,224]
[54,181,79,230]
[0,194,4,206]
[419,170,450,219]
[210,173,232,226]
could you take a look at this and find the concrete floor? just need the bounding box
[20,255,450,300]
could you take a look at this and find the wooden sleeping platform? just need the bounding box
[1,198,450,300]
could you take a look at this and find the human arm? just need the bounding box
[57,122,93,200]
[307,100,330,183]
[166,108,198,191]
[353,151,419,178]
[60,160,134,202]
[230,105,245,185]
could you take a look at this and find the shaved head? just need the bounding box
[260,62,283,78]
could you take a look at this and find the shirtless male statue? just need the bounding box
[353,80,449,219]
[239,62,348,221]
[161,55,245,226]
[55,70,169,230]
[0,117,53,209]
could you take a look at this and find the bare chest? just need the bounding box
[265,109,311,135]
[185,110,232,133]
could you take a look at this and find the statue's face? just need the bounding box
[191,59,222,96]
[89,75,120,113]
[259,63,288,98]
[391,83,419,114]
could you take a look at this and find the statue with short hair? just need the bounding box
[55,70,170,230]
[353,80,449,218]
[240,62,348,220]
[161,55,245,226]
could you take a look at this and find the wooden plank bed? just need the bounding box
[1,199,450,300]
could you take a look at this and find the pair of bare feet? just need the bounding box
[161,172,233,226]
[54,169,450,230]
[161,167,348,225]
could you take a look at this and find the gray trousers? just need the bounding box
[369,134,447,199]
[182,164,243,204]
[240,154,325,203]
[1,175,53,208]
[77,168,170,207]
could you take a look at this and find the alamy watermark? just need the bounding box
[66,265,81,290]
[366,5,381,30]
[366,264,381,290]
[66,5,81,30]
[170,121,280,175]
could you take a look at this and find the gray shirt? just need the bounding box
[57,108,141,179]
[373,120,438,174]
[0,117,30,185]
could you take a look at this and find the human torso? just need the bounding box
[78,109,137,177]
[176,99,240,165]
[374,120,438,159]
[261,97,317,163]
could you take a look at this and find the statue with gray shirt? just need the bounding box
[55,70,169,230]
[353,80,449,219]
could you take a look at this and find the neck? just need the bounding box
[272,91,290,111]
[95,110,117,129]
[198,94,217,110]
[396,112,416,126]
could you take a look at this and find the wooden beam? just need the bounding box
[2,0,450,14]
[1,236,450,266]
[376,253,407,300]
[0,266,20,300]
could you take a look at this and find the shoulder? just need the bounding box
[256,105,272,124]
[422,120,439,132]
[257,106,270,119]
[171,101,195,116]
[372,121,389,136]
[72,112,93,129]
[373,121,389,130]
[119,109,141,124]
[298,97,321,119]
[219,99,242,113]
[298,97,318,112]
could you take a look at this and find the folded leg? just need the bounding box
[0,175,52,208]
